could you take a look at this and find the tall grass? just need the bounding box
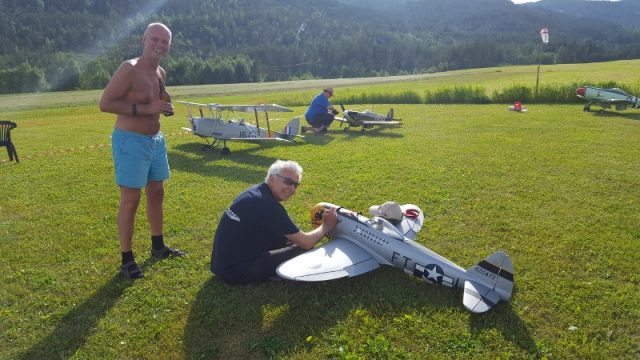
[274,81,640,107]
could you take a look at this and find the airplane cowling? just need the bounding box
[310,202,336,228]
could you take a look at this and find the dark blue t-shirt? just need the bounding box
[305,92,330,120]
[211,183,299,281]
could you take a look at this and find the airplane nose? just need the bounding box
[576,87,586,97]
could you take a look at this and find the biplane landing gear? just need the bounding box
[221,147,230,155]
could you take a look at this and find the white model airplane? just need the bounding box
[576,86,640,114]
[335,104,402,132]
[277,202,514,313]
[178,101,302,154]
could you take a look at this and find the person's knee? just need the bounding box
[146,182,165,202]
[120,189,141,211]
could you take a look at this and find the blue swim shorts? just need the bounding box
[112,128,170,189]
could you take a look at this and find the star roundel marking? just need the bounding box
[424,264,444,284]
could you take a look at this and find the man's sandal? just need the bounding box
[151,245,187,259]
[120,261,144,279]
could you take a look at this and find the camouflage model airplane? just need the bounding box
[334,104,401,132]
[576,86,640,114]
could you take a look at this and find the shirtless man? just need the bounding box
[100,22,185,279]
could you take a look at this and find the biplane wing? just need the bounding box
[216,104,293,113]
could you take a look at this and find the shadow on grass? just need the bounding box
[469,302,537,355]
[16,259,154,360]
[588,111,640,121]
[184,268,534,359]
[169,142,284,181]
[332,125,404,139]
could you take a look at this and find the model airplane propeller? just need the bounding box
[334,104,402,132]
[178,101,303,154]
[576,86,640,114]
[277,202,514,313]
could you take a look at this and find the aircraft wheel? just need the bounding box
[598,109,605,115]
[360,127,365,132]
[583,107,590,112]
[221,147,230,155]
[343,127,349,133]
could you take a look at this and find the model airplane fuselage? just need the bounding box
[335,104,401,132]
[576,86,640,114]
[277,203,514,313]
[178,101,301,154]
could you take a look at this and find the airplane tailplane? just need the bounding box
[278,117,300,139]
[462,251,514,312]
[467,251,514,301]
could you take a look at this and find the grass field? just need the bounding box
[1,61,640,359]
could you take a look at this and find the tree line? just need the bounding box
[1,0,638,94]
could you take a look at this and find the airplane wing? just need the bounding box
[276,238,380,281]
[463,280,501,313]
[361,120,401,125]
[217,104,293,112]
[608,99,634,105]
[226,137,293,143]
[333,117,401,125]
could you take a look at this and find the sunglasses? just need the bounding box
[275,173,300,188]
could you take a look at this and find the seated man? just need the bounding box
[211,160,338,284]
[303,87,338,135]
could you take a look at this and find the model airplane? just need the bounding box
[508,101,528,113]
[277,202,514,313]
[334,104,401,132]
[576,86,640,114]
[178,101,302,154]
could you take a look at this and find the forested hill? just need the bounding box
[0,0,638,94]
[527,0,640,28]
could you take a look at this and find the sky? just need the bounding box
[511,0,619,2]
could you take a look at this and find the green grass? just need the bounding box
[1,61,640,359]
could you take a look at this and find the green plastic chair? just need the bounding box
[0,120,19,163]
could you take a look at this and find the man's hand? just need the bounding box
[321,207,338,232]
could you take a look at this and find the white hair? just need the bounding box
[265,160,303,183]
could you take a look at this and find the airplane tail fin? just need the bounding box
[386,108,394,121]
[463,251,514,313]
[277,116,301,140]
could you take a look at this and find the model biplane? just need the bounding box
[278,202,514,313]
[335,104,401,132]
[178,101,302,154]
[576,86,640,114]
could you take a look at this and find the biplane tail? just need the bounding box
[276,117,301,140]
[463,251,514,313]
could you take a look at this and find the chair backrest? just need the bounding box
[0,121,17,145]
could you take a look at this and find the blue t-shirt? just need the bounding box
[305,92,330,120]
[211,183,299,281]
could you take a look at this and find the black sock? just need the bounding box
[122,251,134,265]
[151,235,165,250]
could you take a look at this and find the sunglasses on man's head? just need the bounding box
[275,173,300,188]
